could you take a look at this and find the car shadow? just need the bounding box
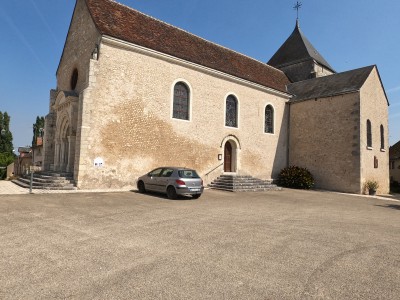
[375,204,400,210]
[130,190,196,201]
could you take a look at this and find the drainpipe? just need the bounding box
[286,102,291,167]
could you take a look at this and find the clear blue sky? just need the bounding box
[0,0,399,150]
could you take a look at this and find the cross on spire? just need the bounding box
[293,1,302,21]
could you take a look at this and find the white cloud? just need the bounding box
[387,86,400,93]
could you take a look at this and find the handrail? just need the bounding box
[204,163,223,177]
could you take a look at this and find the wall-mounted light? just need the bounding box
[218,154,222,160]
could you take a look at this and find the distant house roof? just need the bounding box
[85,0,290,93]
[287,66,377,102]
[390,140,400,159]
[268,21,335,73]
[18,147,31,153]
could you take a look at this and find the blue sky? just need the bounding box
[0,0,399,150]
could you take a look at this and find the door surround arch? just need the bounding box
[220,135,240,173]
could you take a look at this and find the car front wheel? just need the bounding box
[137,181,146,193]
[167,186,178,199]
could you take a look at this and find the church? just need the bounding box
[42,0,389,194]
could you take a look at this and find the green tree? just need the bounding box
[0,111,15,179]
[32,116,45,146]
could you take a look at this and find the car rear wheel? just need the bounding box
[192,194,201,199]
[137,181,146,193]
[167,186,178,199]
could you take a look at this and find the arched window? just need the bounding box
[70,68,78,90]
[225,95,238,127]
[173,82,190,120]
[367,119,372,148]
[265,105,274,133]
[380,125,384,149]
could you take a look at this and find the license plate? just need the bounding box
[190,188,200,192]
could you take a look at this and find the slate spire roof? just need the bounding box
[84,0,290,93]
[268,21,335,73]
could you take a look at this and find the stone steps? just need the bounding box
[12,171,77,190]
[209,175,281,192]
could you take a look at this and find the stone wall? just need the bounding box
[56,0,100,94]
[289,93,362,193]
[390,158,400,183]
[359,68,390,194]
[74,38,290,189]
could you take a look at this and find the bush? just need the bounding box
[364,179,379,191]
[278,166,314,189]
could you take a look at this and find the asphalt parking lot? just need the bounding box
[0,189,399,299]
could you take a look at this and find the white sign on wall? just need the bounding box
[94,157,104,167]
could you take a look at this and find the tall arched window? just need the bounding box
[225,95,238,127]
[70,68,78,90]
[367,119,372,148]
[380,125,384,149]
[265,105,274,133]
[173,82,190,120]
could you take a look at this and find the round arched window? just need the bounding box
[70,68,78,90]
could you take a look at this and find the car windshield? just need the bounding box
[178,169,200,178]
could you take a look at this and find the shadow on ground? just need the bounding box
[129,190,197,201]
[375,204,400,210]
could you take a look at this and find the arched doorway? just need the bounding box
[224,142,232,172]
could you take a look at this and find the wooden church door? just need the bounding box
[224,142,232,172]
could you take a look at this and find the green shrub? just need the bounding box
[278,166,314,189]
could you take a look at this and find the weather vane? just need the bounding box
[293,1,302,20]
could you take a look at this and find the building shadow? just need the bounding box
[375,204,400,210]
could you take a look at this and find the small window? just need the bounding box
[148,168,163,177]
[380,125,384,149]
[367,119,372,148]
[161,168,174,177]
[225,95,238,127]
[173,82,190,120]
[178,169,200,178]
[265,105,274,133]
[70,68,78,90]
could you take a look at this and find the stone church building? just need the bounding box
[43,0,389,194]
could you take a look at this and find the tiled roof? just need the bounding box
[85,0,290,93]
[268,21,335,73]
[287,66,375,102]
[390,140,400,159]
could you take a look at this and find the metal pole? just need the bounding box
[29,170,33,194]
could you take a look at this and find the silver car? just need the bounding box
[137,167,204,199]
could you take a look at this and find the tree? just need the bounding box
[0,111,15,179]
[32,116,45,147]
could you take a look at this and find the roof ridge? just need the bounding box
[100,0,285,75]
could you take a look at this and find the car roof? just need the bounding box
[157,167,195,171]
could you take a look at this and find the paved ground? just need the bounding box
[0,188,399,299]
[0,180,132,194]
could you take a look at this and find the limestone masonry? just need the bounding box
[43,0,390,194]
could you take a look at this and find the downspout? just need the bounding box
[286,101,291,167]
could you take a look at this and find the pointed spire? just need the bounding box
[267,20,335,80]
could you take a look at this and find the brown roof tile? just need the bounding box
[85,0,290,93]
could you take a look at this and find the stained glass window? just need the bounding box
[173,82,189,120]
[367,120,372,147]
[225,95,237,127]
[265,105,274,133]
